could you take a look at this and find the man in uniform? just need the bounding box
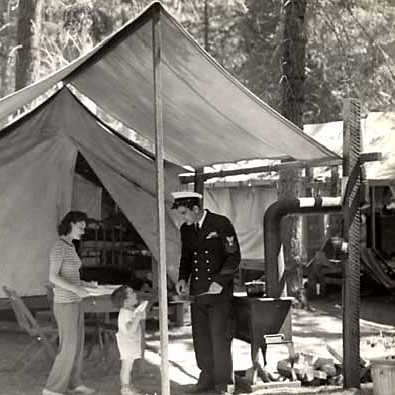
[171,191,241,395]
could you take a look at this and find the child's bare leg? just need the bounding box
[120,359,134,387]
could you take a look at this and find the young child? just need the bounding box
[111,285,148,395]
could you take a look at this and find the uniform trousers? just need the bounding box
[45,302,84,393]
[191,301,234,389]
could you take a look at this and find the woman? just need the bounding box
[43,211,96,395]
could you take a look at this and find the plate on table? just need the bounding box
[84,286,114,296]
[103,284,122,290]
[134,300,149,313]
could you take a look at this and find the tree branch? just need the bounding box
[343,3,395,85]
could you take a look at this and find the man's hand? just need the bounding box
[207,281,223,295]
[176,279,187,296]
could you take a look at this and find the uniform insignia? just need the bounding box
[225,235,237,253]
[206,231,219,239]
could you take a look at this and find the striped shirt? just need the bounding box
[50,239,82,303]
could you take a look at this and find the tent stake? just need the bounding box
[152,4,170,395]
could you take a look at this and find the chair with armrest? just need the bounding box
[2,286,58,372]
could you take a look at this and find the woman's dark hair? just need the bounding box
[58,211,88,236]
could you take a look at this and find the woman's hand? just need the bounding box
[82,280,98,288]
[74,286,91,298]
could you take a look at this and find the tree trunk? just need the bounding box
[279,0,307,300]
[15,0,43,91]
[203,0,210,53]
[0,0,13,98]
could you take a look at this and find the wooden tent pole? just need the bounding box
[194,167,204,204]
[342,98,361,388]
[152,4,170,395]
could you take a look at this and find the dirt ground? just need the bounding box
[1,295,394,395]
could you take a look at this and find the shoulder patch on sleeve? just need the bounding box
[225,235,237,253]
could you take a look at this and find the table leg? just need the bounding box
[98,326,105,366]
[172,302,184,327]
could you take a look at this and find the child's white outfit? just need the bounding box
[116,307,142,362]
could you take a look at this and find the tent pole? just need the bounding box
[152,4,170,395]
[342,98,361,388]
[194,167,204,204]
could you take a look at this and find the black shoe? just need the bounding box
[186,384,216,394]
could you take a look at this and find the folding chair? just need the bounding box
[2,286,58,372]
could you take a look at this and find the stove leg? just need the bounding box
[286,342,298,381]
[245,344,259,384]
[260,343,267,366]
[245,343,272,384]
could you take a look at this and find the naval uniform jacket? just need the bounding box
[178,210,241,304]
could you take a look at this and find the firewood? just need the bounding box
[327,344,367,367]
[313,370,327,380]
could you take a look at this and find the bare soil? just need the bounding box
[1,296,394,395]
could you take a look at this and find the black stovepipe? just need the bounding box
[264,196,342,298]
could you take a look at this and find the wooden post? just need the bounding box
[342,98,361,389]
[370,186,376,250]
[152,4,170,395]
[94,223,98,265]
[103,227,107,265]
[194,167,204,204]
[111,224,115,266]
[330,166,340,196]
[119,222,123,267]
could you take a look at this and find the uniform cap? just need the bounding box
[171,191,202,209]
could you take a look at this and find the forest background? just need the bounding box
[0,0,394,129]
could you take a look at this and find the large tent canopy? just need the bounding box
[0,2,339,298]
[0,2,338,169]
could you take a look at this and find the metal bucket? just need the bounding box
[245,280,266,297]
[370,356,395,395]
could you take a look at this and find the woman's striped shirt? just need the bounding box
[50,239,82,303]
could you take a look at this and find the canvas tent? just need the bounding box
[306,112,395,180]
[0,3,337,167]
[202,112,395,261]
[0,3,342,392]
[0,88,183,298]
[205,186,278,261]
[0,2,339,300]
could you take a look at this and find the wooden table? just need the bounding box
[83,294,118,315]
[81,286,120,368]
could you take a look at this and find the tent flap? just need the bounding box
[0,135,77,297]
[0,89,181,297]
